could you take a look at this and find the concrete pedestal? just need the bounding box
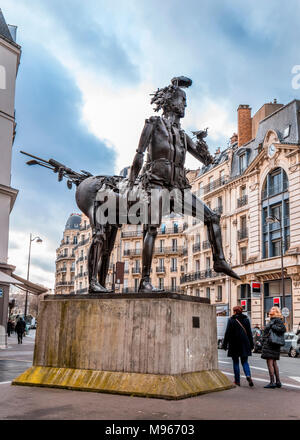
[13,292,233,399]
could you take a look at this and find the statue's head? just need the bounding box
[151,76,192,118]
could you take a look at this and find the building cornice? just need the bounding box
[0,184,18,212]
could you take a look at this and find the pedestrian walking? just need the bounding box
[222,305,254,387]
[6,319,13,337]
[261,306,286,389]
[15,317,26,344]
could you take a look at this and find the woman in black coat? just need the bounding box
[261,306,286,388]
[222,306,254,387]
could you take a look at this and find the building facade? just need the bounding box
[0,10,21,331]
[181,100,300,331]
[55,214,81,295]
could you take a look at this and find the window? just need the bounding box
[134,279,139,292]
[159,258,164,269]
[161,224,166,234]
[171,277,177,291]
[64,248,68,256]
[196,289,200,297]
[173,222,178,233]
[195,260,200,272]
[172,239,177,251]
[240,247,247,264]
[206,257,211,270]
[217,286,222,302]
[196,234,200,244]
[124,260,129,272]
[283,125,290,138]
[240,185,246,197]
[159,239,165,251]
[65,236,69,244]
[198,182,203,196]
[239,153,247,173]
[80,249,83,258]
[206,287,210,299]
[73,236,78,245]
[262,168,289,258]
[171,258,177,271]
[240,215,247,230]
[220,170,225,183]
[209,177,213,191]
[159,278,164,290]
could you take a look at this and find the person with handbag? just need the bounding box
[222,305,254,387]
[261,306,286,389]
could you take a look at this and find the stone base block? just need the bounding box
[12,367,234,400]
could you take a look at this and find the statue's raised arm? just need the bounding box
[186,128,214,167]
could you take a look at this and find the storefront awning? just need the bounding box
[0,271,48,295]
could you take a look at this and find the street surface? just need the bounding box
[0,332,300,420]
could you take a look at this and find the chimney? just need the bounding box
[237,105,252,147]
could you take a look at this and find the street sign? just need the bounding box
[282,307,289,318]
[0,288,3,298]
[251,282,261,297]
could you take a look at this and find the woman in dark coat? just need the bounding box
[222,306,254,386]
[261,306,286,388]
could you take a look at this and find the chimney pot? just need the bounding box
[237,105,252,147]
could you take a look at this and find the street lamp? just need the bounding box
[24,233,43,319]
[266,215,286,314]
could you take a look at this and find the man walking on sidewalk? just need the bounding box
[222,305,254,387]
[15,317,26,344]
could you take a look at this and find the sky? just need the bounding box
[1,0,300,289]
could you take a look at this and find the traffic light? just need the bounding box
[241,299,247,311]
[273,297,281,308]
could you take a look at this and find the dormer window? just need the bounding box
[283,125,290,138]
[239,154,247,173]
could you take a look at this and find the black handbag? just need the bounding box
[269,329,285,346]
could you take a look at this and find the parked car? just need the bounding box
[280,332,300,358]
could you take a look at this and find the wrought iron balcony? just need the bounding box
[123,249,142,256]
[202,176,228,195]
[202,240,210,250]
[56,281,74,287]
[237,195,248,208]
[192,243,201,253]
[170,267,177,272]
[154,246,183,255]
[57,267,67,273]
[180,269,224,284]
[156,266,166,273]
[132,267,141,274]
[237,228,248,240]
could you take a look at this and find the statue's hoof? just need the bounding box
[89,282,108,293]
[213,259,241,280]
[138,279,164,293]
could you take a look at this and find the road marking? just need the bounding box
[249,366,268,372]
[289,377,300,383]
[219,361,268,371]
[0,359,32,363]
[0,381,11,385]
[222,371,300,389]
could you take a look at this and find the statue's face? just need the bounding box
[170,88,187,118]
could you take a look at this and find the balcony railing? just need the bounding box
[192,243,201,253]
[56,281,74,287]
[56,254,72,261]
[121,230,143,238]
[237,228,248,240]
[57,268,67,273]
[76,256,84,264]
[180,269,224,284]
[156,266,166,273]
[123,249,142,256]
[170,267,177,272]
[154,246,183,255]
[202,176,228,195]
[202,240,210,250]
[132,267,141,274]
[237,195,248,208]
